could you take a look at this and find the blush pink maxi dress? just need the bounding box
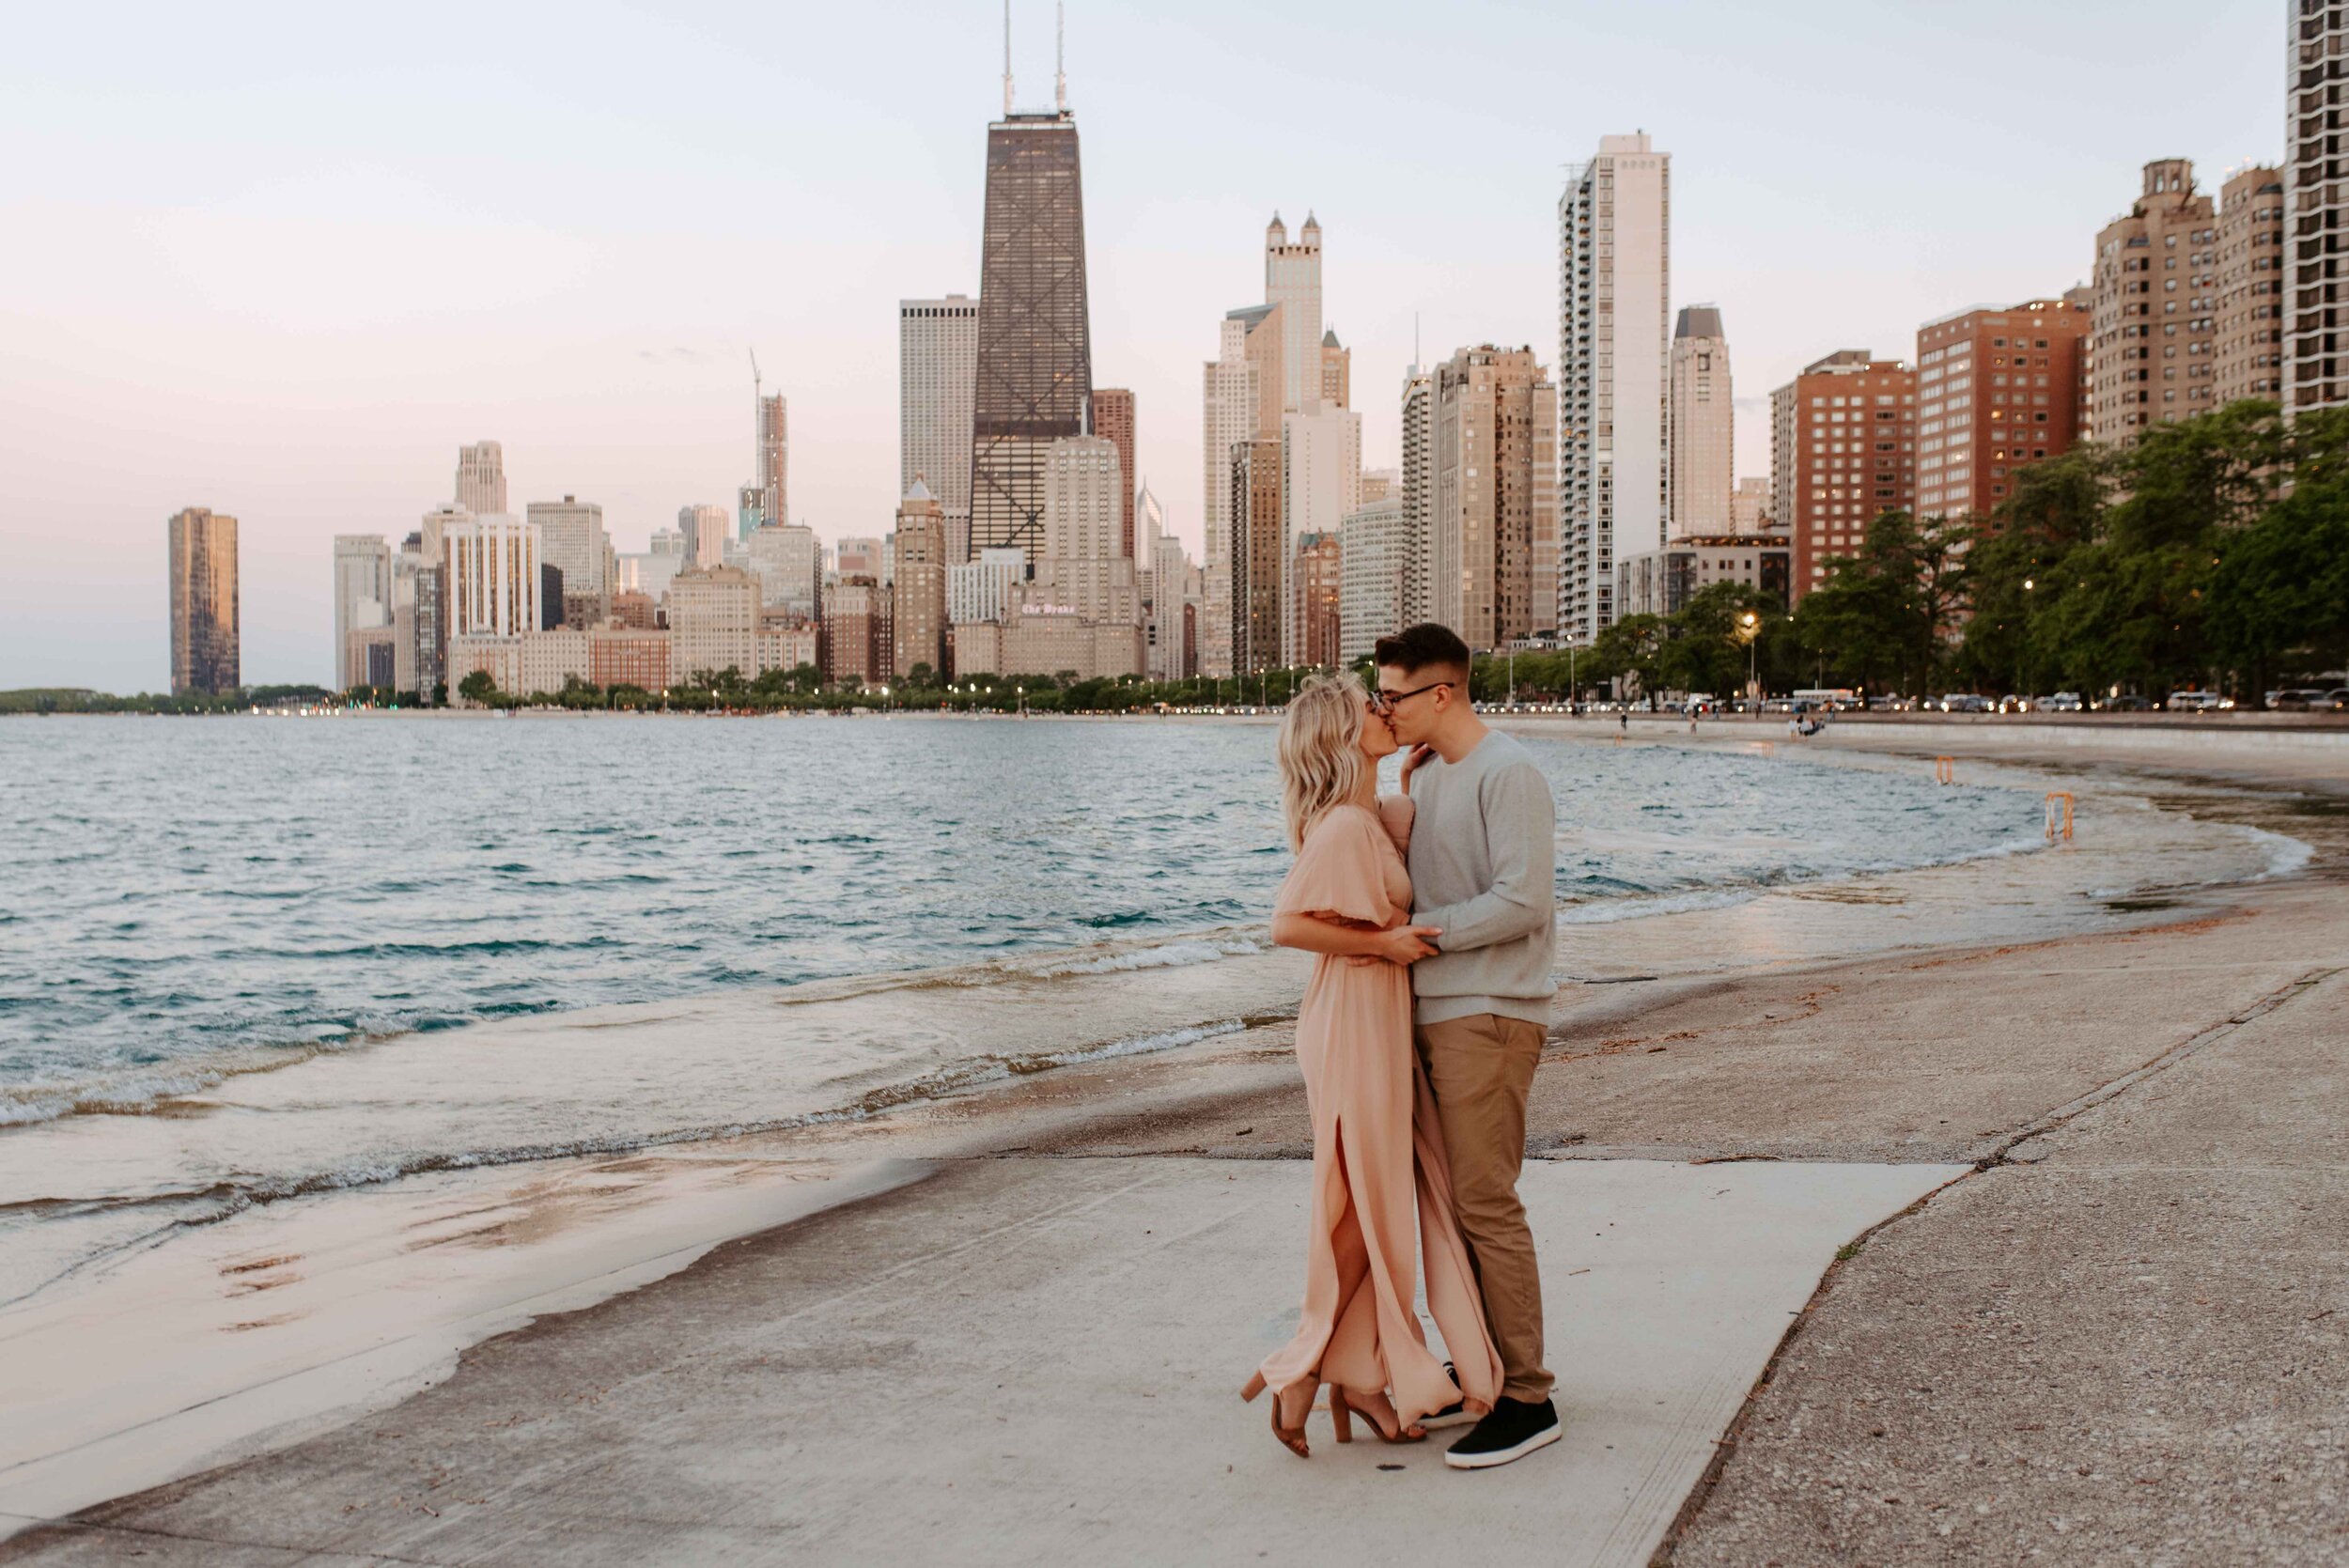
[1252,798,1503,1427]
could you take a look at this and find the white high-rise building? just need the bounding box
[900,295,978,556]
[678,505,730,569]
[1145,532,1191,679]
[1200,314,1259,676]
[1135,481,1166,571]
[455,442,506,515]
[1339,494,1410,663]
[745,522,821,616]
[332,535,392,690]
[526,496,608,596]
[948,548,1026,626]
[1264,212,1324,413]
[441,513,542,639]
[1668,304,1732,538]
[616,526,688,605]
[1559,132,1671,642]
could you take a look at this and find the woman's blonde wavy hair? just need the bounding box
[1277,670,1369,850]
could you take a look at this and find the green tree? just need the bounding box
[457,670,498,706]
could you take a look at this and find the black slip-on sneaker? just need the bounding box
[1443,1396,1561,1470]
[1421,1361,1478,1430]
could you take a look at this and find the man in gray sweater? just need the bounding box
[1372,622,1560,1470]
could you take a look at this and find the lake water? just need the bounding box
[0,712,2310,1315]
[5,712,2059,1126]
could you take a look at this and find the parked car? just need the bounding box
[2271,688,2335,711]
[2166,690,2215,711]
[2102,694,2155,712]
[2041,691,2083,712]
[1939,693,1992,713]
[2327,689,2349,712]
[1996,694,2033,714]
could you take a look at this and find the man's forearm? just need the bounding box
[1413,887,1549,953]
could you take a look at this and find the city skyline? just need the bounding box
[0,0,2290,689]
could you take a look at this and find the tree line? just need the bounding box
[1470,399,2349,705]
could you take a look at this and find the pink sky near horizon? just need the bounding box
[0,0,2286,691]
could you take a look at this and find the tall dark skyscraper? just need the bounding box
[969,41,1092,567]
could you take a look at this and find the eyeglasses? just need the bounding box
[1370,681,1451,715]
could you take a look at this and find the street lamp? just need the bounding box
[1736,612,1762,706]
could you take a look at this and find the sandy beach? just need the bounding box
[3,721,2342,1565]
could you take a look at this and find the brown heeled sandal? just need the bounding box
[1330,1387,1427,1445]
[1240,1371,1313,1458]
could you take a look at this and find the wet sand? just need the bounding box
[3,726,2343,1563]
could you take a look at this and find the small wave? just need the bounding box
[1023,938,1265,977]
[2244,826,2317,881]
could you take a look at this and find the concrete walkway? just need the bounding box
[1672,968,2348,1565]
[2,1157,1956,1566]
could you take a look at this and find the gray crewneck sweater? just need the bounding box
[1405,730,1557,1027]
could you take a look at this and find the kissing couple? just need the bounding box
[1242,622,1562,1471]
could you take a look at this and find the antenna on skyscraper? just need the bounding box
[1055,2,1066,111]
[1003,0,1014,116]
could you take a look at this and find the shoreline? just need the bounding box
[2,728,2343,1559]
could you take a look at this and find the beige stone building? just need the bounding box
[1320,328,1350,411]
[950,611,1143,682]
[1033,435,1136,626]
[1264,212,1322,414]
[1669,305,1733,537]
[1730,476,1770,533]
[445,635,521,703]
[754,619,817,679]
[667,564,759,683]
[516,629,589,695]
[891,481,949,679]
[2092,159,2218,444]
[1434,345,1558,652]
[2215,164,2287,406]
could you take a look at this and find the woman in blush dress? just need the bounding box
[1241,671,1502,1458]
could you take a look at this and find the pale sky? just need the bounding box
[0,0,2286,691]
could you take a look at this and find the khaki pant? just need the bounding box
[1414,1013,1553,1403]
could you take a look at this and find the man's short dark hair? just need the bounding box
[1373,623,1471,679]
